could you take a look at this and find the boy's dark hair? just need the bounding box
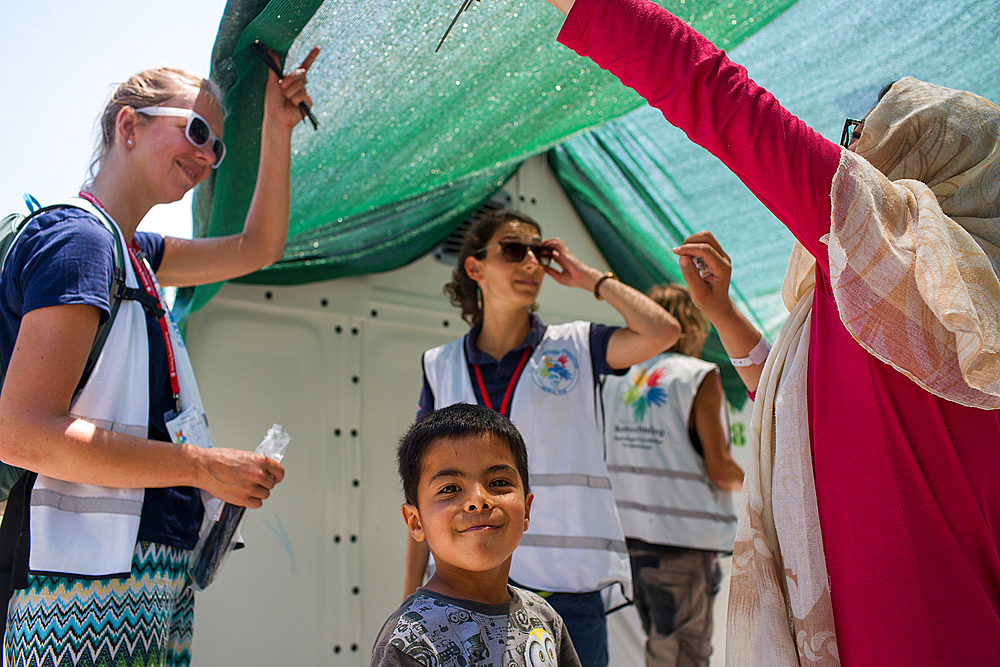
[397,403,530,506]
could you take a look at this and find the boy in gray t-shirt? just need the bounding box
[371,404,580,667]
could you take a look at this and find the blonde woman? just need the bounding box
[543,0,1000,663]
[602,284,743,667]
[0,50,316,667]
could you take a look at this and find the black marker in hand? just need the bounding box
[251,42,319,130]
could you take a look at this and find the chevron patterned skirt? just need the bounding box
[3,541,194,667]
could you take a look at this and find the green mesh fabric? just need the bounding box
[175,0,800,319]
[543,0,1000,405]
[546,0,1000,397]
[178,0,1000,394]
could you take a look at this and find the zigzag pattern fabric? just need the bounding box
[4,541,193,667]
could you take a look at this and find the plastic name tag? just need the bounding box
[165,404,213,450]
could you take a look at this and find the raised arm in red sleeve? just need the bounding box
[558,0,841,268]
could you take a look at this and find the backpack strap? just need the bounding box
[0,471,36,633]
[65,200,131,392]
[0,198,157,619]
[114,284,165,320]
[61,198,165,317]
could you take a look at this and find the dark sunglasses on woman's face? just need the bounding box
[476,240,553,267]
[840,118,864,149]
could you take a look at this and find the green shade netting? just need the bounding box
[550,0,1000,345]
[544,0,1000,403]
[175,0,999,407]
[174,0,799,320]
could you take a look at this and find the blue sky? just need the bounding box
[0,0,227,238]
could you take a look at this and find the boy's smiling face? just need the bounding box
[402,434,533,592]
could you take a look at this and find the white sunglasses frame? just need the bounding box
[134,106,226,168]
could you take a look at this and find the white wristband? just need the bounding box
[729,335,770,367]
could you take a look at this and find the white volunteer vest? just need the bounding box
[28,206,209,578]
[423,321,631,609]
[603,352,737,552]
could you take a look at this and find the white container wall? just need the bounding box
[187,155,749,666]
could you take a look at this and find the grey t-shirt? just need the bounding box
[370,585,581,667]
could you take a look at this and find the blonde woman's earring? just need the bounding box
[127,139,134,146]
[477,286,483,311]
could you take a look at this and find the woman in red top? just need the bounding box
[542,0,1000,664]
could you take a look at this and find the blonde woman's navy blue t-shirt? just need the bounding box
[0,206,202,549]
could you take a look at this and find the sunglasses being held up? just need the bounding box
[475,239,555,267]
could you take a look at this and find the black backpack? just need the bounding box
[0,196,164,632]
[0,197,128,502]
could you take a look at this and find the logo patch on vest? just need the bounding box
[531,348,579,395]
[621,366,669,421]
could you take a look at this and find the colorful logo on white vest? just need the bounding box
[532,348,579,395]
[621,366,668,421]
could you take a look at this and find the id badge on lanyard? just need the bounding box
[165,404,213,450]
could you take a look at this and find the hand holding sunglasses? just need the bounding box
[671,230,734,318]
[536,237,610,294]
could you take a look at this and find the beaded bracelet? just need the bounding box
[593,271,617,300]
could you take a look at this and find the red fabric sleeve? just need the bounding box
[558,0,842,267]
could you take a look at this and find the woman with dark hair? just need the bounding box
[405,208,680,667]
[541,0,1000,663]
[0,50,316,667]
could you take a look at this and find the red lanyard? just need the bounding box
[472,347,531,416]
[79,191,181,410]
[128,244,180,407]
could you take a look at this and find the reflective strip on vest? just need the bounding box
[603,353,738,551]
[530,474,612,489]
[615,500,737,524]
[30,489,144,516]
[520,534,628,553]
[606,463,709,483]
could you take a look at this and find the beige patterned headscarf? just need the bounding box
[727,78,1000,667]
[832,77,1000,406]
